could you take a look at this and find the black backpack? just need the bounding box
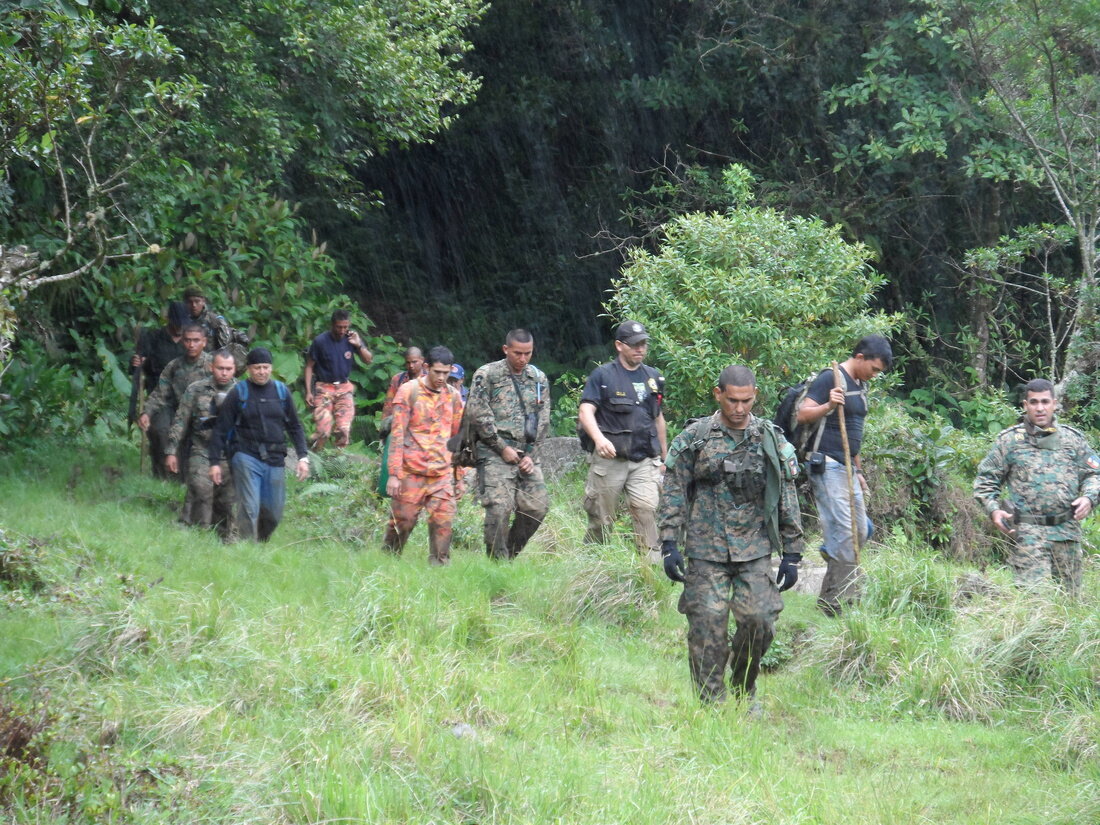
[447,401,480,468]
[771,373,825,460]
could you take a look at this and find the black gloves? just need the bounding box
[661,539,686,583]
[775,552,802,592]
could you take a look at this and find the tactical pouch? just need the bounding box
[523,412,539,444]
[808,451,826,474]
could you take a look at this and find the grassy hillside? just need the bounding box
[1,438,1097,824]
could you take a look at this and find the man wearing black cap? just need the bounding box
[207,347,310,542]
[577,320,667,563]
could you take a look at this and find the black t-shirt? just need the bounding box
[804,366,868,461]
[580,360,664,461]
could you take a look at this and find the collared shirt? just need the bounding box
[307,331,357,384]
[388,377,463,479]
[466,359,550,457]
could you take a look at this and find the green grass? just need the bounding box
[1,437,1097,823]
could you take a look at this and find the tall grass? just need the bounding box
[0,440,1096,823]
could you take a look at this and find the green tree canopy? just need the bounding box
[608,166,899,422]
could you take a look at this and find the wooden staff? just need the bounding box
[832,361,860,565]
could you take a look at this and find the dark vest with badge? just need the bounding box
[587,361,665,462]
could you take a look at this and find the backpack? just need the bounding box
[771,373,825,461]
[225,379,290,456]
[448,404,480,468]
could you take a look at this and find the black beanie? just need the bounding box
[246,347,273,365]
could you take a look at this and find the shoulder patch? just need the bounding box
[1086,455,1100,470]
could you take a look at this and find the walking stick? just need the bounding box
[832,361,860,566]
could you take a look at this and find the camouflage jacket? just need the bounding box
[166,376,237,458]
[660,413,804,563]
[145,352,212,419]
[190,306,233,350]
[974,419,1100,540]
[466,359,551,458]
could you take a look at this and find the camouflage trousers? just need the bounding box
[310,381,355,449]
[677,555,783,703]
[583,453,662,559]
[146,406,176,481]
[477,454,549,559]
[1009,525,1083,597]
[184,456,237,541]
[384,472,456,565]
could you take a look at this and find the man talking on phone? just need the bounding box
[304,309,373,450]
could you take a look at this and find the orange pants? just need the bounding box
[383,473,456,564]
[311,381,355,448]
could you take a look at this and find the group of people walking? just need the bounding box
[131,295,1098,706]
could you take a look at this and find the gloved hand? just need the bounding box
[661,539,686,583]
[775,552,802,592]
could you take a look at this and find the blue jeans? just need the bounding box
[810,456,868,613]
[231,451,286,542]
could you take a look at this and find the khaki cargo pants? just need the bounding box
[582,452,662,559]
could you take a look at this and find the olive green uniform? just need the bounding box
[466,359,551,559]
[166,376,238,539]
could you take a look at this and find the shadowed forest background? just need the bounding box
[4,0,1099,422]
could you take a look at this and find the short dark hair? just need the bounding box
[181,323,207,337]
[852,334,893,368]
[717,364,756,390]
[426,345,454,367]
[211,348,235,364]
[1024,378,1055,397]
[505,328,533,346]
[331,309,350,323]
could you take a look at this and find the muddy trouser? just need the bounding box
[810,456,868,615]
[582,453,661,556]
[311,381,355,448]
[478,454,549,559]
[678,555,783,702]
[186,455,237,540]
[384,473,456,565]
[230,451,286,542]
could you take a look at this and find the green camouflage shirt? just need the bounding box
[974,419,1100,540]
[145,352,212,420]
[190,307,232,350]
[166,375,237,457]
[660,413,804,562]
[467,359,551,458]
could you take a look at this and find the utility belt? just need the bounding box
[315,380,352,390]
[1013,508,1074,527]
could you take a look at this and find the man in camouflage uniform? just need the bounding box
[164,350,238,540]
[466,329,551,560]
[659,365,804,704]
[974,378,1100,597]
[138,325,213,492]
[183,285,249,367]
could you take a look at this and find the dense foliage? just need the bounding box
[608,166,898,421]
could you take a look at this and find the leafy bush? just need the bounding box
[607,164,900,422]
